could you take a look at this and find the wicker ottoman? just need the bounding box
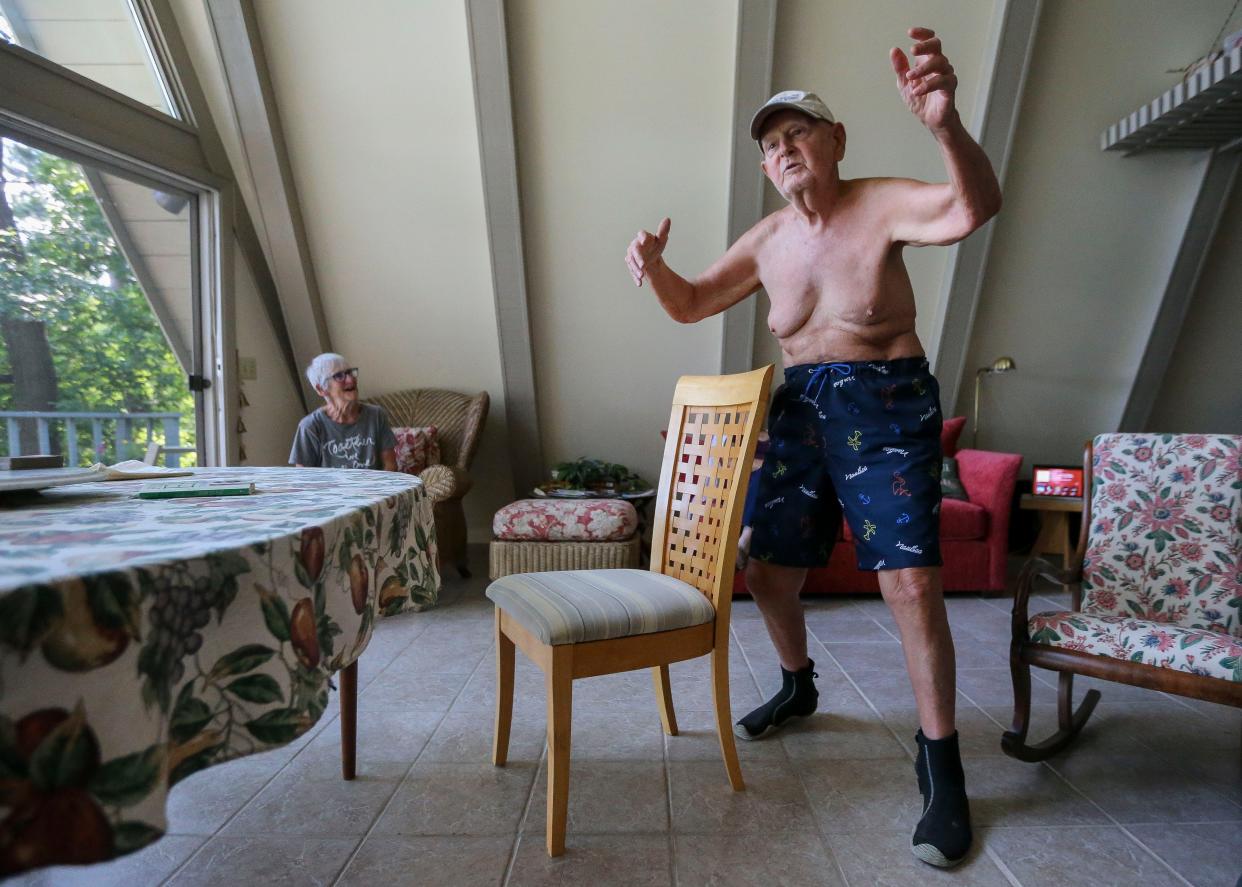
[489,498,641,580]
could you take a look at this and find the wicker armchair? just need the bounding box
[367,388,489,578]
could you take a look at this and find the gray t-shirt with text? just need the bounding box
[289,404,396,469]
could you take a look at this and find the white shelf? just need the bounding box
[1101,46,1242,155]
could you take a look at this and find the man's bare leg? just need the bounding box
[877,565,971,866]
[744,561,810,670]
[876,566,955,737]
[734,561,818,740]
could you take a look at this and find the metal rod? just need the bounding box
[163,417,181,468]
[66,419,78,466]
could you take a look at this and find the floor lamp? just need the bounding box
[973,356,1017,448]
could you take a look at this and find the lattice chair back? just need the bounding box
[649,366,773,620]
[367,388,489,470]
[1082,433,1242,637]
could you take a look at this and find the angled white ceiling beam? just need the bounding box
[464,0,545,497]
[203,0,330,404]
[930,0,1043,416]
[721,0,777,375]
[1118,148,1241,432]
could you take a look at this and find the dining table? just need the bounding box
[0,466,439,877]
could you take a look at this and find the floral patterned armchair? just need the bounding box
[1003,433,1241,761]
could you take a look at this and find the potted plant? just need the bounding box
[547,458,647,494]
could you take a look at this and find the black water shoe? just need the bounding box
[912,729,972,867]
[733,659,818,741]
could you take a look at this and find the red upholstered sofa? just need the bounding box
[732,416,1023,595]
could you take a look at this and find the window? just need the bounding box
[0,0,180,117]
[0,134,199,466]
[0,0,243,466]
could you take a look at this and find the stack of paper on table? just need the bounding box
[90,460,194,480]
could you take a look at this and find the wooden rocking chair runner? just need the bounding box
[485,366,773,856]
[1004,433,1242,763]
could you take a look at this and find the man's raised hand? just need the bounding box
[625,217,671,287]
[890,27,958,132]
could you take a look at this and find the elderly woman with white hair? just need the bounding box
[290,353,397,470]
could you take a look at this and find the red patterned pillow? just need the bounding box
[393,426,441,475]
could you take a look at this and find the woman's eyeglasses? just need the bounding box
[330,367,359,382]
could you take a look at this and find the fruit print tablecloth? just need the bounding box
[0,467,438,876]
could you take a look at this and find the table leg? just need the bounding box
[340,660,357,780]
[1031,512,1071,566]
[1031,511,1073,594]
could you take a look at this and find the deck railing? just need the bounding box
[0,411,191,468]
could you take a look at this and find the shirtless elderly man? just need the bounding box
[625,27,1000,868]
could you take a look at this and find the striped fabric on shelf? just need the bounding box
[485,569,715,646]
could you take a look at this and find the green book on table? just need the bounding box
[137,479,255,499]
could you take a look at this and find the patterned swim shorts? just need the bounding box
[748,357,944,571]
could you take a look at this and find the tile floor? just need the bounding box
[17,549,1241,886]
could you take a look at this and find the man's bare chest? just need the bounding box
[758,229,890,304]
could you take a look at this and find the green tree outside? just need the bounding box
[0,138,194,464]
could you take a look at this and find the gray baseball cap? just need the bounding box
[750,90,836,142]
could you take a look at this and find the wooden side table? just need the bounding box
[1020,493,1083,567]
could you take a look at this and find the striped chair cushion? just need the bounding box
[485,569,715,646]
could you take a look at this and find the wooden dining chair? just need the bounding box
[485,366,773,856]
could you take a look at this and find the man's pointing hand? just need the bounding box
[626,217,671,287]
